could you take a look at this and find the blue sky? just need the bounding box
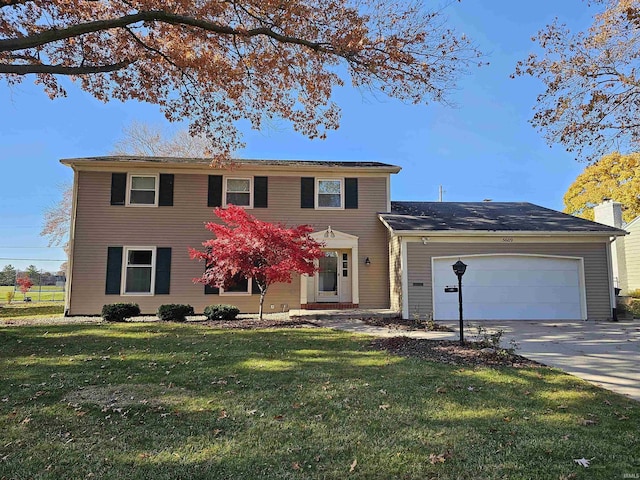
[0,0,595,272]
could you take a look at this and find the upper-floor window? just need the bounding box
[317,179,343,209]
[224,177,253,208]
[128,174,158,206]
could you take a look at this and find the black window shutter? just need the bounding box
[251,278,261,295]
[254,176,268,208]
[105,246,123,295]
[155,248,172,294]
[110,173,127,206]
[208,175,223,207]
[301,177,315,208]
[345,178,358,209]
[158,174,174,206]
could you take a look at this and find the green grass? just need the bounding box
[0,285,65,303]
[0,323,638,479]
[0,303,64,319]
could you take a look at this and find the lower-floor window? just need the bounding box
[220,273,251,295]
[123,247,155,294]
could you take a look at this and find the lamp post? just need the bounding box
[452,260,467,345]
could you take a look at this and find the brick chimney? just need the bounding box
[593,199,623,228]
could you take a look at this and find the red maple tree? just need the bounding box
[16,276,34,295]
[190,205,324,319]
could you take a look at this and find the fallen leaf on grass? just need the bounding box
[573,457,590,467]
[379,404,390,410]
[292,462,301,471]
[579,418,597,426]
[349,459,357,472]
[274,415,284,421]
[429,452,452,464]
[436,387,447,394]
[218,410,228,419]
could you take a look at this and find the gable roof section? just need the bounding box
[60,156,401,173]
[379,201,626,235]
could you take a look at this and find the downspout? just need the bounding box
[606,236,617,321]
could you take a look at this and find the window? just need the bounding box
[316,179,343,209]
[220,273,252,295]
[128,174,158,206]
[122,247,155,294]
[224,177,252,207]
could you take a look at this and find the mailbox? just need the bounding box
[444,286,458,293]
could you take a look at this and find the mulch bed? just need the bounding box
[362,316,453,332]
[369,336,544,368]
[201,318,316,329]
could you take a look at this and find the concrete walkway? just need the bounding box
[310,316,640,401]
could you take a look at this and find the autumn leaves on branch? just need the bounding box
[0,0,482,159]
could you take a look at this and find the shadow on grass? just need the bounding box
[0,323,638,479]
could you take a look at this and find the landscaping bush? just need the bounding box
[101,303,141,322]
[204,304,240,320]
[628,300,640,318]
[627,289,640,299]
[157,304,194,322]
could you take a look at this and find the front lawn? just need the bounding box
[0,323,637,479]
[0,302,65,319]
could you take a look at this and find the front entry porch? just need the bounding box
[300,228,360,309]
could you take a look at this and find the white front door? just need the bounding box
[317,251,339,301]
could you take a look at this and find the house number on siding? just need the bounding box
[502,237,514,243]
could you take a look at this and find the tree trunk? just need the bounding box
[258,284,268,320]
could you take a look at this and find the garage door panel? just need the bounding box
[433,255,584,321]
[457,285,581,304]
[436,302,582,321]
[436,270,580,288]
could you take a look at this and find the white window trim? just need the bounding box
[121,246,156,296]
[220,277,252,296]
[126,173,159,207]
[315,178,344,210]
[223,176,253,209]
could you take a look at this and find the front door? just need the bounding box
[317,251,339,301]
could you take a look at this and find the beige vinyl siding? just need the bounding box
[622,222,640,293]
[388,234,402,312]
[69,170,390,314]
[405,241,612,321]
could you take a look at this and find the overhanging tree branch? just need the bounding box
[0,60,133,75]
[0,10,331,55]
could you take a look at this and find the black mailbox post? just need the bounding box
[452,260,467,345]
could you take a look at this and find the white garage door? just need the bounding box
[433,255,585,321]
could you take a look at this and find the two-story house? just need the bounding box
[62,156,625,322]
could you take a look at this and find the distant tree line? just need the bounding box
[0,264,65,287]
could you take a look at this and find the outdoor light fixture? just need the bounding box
[365,257,371,266]
[452,260,467,345]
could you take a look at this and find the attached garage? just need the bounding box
[432,255,585,321]
[380,201,627,322]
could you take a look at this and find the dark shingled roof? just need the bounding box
[380,201,625,234]
[60,156,399,169]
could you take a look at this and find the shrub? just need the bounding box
[5,291,14,304]
[628,300,640,318]
[101,303,140,322]
[627,289,640,299]
[204,304,240,321]
[157,304,194,322]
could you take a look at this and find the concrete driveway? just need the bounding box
[467,320,640,401]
